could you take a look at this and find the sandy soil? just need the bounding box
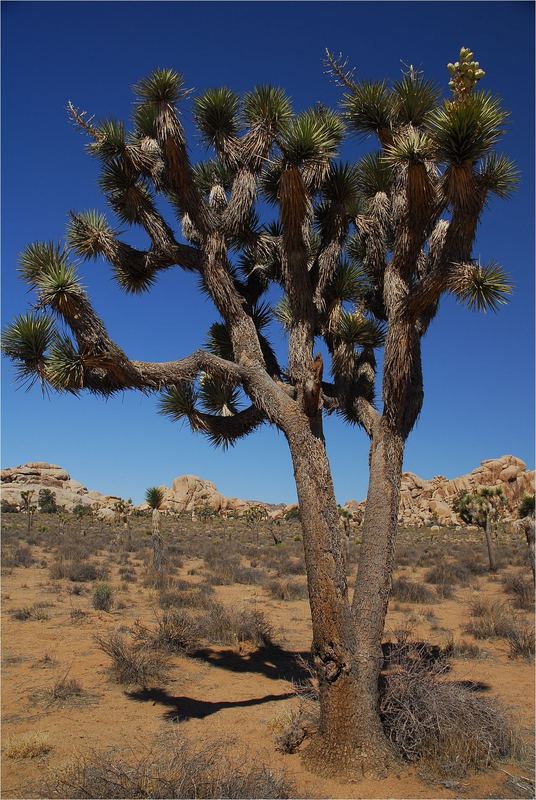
[1,525,534,800]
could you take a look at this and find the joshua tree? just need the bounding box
[2,49,514,775]
[323,45,514,759]
[114,498,133,549]
[20,490,36,534]
[38,488,58,513]
[145,487,165,581]
[517,493,535,579]
[453,487,506,571]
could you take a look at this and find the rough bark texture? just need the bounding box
[484,516,497,572]
[152,508,164,582]
[351,417,403,769]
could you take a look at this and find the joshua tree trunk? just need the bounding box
[522,519,535,581]
[27,511,32,535]
[285,414,381,776]
[152,509,164,582]
[351,417,403,768]
[484,516,497,572]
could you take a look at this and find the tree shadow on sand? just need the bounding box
[126,687,295,722]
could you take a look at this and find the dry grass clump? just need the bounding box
[198,603,274,647]
[424,562,471,590]
[135,610,201,654]
[505,624,535,660]
[391,577,436,604]
[95,631,171,687]
[272,704,318,754]
[464,599,516,639]
[2,543,35,568]
[30,672,93,708]
[502,573,535,610]
[11,602,51,621]
[442,636,488,660]
[5,731,52,760]
[380,644,521,776]
[265,578,308,601]
[158,583,214,610]
[45,735,292,798]
[49,559,100,582]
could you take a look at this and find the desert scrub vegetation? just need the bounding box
[95,631,172,687]
[92,581,113,611]
[502,572,535,609]
[265,577,309,601]
[5,732,52,760]
[379,644,521,776]
[44,734,292,798]
[30,672,95,709]
[390,577,436,604]
[11,602,52,621]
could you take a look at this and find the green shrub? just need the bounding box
[38,489,58,514]
[92,582,113,612]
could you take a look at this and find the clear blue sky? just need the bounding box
[2,2,534,505]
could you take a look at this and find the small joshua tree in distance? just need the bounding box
[453,487,506,571]
[145,487,165,583]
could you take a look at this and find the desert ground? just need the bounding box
[1,512,534,799]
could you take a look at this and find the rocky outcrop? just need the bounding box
[155,474,252,514]
[1,462,122,517]
[344,455,534,527]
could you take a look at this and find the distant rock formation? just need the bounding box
[2,455,533,528]
[1,462,122,520]
[344,455,534,527]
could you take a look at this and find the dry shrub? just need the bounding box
[45,734,292,798]
[136,610,200,654]
[11,602,51,621]
[391,577,436,604]
[506,624,535,660]
[464,600,516,639]
[272,703,318,754]
[95,631,171,687]
[3,544,35,568]
[30,672,93,708]
[198,603,274,647]
[442,636,487,660]
[266,578,308,601]
[380,644,520,775]
[502,574,535,610]
[159,584,214,610]
[5,732,52,760]
[425,562,470,588]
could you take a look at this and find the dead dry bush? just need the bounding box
[44,734,292,798]
[505,624,535,660]
[158,583,214,610]
[424,562,471,589]
[380,644,521,776]
[134,611,201,654]
[30,672,94,708]
[265,578,308,601]
[464,599,516,639]
[502,573,535,610]
[391,577,436,604]
[11,602,51,621]
[95,631,171,687]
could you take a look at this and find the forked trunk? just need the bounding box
[484,516,497,572]
[285,416,368,777]
[152,508,164,582]
[351,417,404,770]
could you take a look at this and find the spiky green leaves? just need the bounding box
[383,129,435,166]
[479,153,519,198]
[426,91,508,165]
[355,152,392,198]
[329,260,366,305]
[449,261,512,312]
[281,107,344,168]
[19,242,68,287]
[67,211,114,259]
[2,313,55,387]
[194,88,239,148]
[193,160,233,195]
[89,120,126,161]
[159,383,199,426]
[18,242,84,312]
[46,334,84,392]
[336,312,386,348]
[134,69,187,104]
[199,374,239,416]
[242,86,292,133]
[99,159,154,224]
[341,81,392,136]
[145,486,165,509]
[392,74,440,126]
